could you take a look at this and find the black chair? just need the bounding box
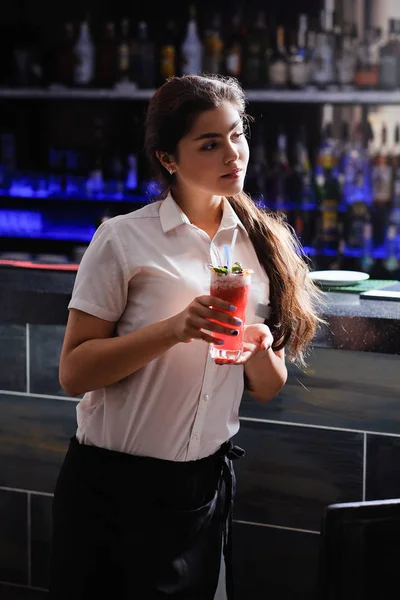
[316,498,400,600]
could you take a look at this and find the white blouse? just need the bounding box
[68,194,270,461]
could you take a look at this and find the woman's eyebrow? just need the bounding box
[192,119,242,141]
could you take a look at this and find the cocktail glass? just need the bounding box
[209,269,251,362]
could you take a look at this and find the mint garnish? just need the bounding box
[209,261,244,275]
[231,262,243,273]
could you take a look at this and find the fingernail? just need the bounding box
[230,330,239,336]
[230,305,237,312]
[233,317,242,326]
[217,340,224,345]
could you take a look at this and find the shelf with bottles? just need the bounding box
[0,174,150,205]
[2,86,400,105]
[245,115,400,277]
[0,119,151,206]
[4,4,400,106]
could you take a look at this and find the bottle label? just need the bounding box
[347,201,368,248]
[319,154,335,170]
[379,57,397,88]
[354,67,378,88]
[118,43,130,72]
[337,56,356,86]
[161,45,176,79]
[269,61,288,86]
[289,62,308,87]
[313,43,334,84]
[74,47,94,84]
[372,165,392,203]
[205,37,223,58]
[226,49,241,76]
[321,199,338,241]
[182,47,202,75]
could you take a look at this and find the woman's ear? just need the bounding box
[156,151,177,175]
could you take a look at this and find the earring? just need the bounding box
[169,168,174,175]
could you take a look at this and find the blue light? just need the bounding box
[0,209,95,241]
[0,178,148,204]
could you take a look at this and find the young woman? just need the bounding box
[50,74,322,600]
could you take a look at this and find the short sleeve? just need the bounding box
[68,220,129,322]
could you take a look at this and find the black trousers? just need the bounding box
[49,436,243,600]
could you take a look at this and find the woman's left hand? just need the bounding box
[214,323,274,366]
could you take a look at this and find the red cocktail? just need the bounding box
[209,267,251,362]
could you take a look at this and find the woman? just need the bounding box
[50,74,323,600]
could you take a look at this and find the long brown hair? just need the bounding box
[144,74,325,366]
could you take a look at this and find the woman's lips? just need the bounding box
[221,169,242,179]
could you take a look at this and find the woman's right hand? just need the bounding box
[169,295,243,344]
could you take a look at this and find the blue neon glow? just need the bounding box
[0,187,148,204]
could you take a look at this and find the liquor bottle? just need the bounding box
[181,4,203,75]
[392,123,400,180]
[290,125,317,246]
[316,122,337,177]
[354,28,379,89]
[371,124,393,247]
[124,114,142,194]
[159,19,179,83]
[311,7,335,89]
[336,22,357,89]
[289,15,310,89]
[268,26,289,89]
[125,153,139,194]
[203,12,224,75]
[271,129,291,219]
[360,214,375,273]
[96,21,117,88]
[116,18,133,85]
[245,120,269,204]
[396,21,400,88]
[73,18,95,87]
[223,9,244,79]
[317,170,342,253]
[384,127,400,272]
[343,122,373,250]
[52,21,75,87]
[305,26,316,87]
[243,10,269,88]
[315,123,341,252]
[379,19,398,90]
[131,21,155,88]
[336,121,350,192]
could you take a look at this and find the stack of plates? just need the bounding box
[308,270,370,287]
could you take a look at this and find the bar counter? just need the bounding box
[2,264,400,352]
[0,263,399,599]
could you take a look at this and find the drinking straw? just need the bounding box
[224,244,230,270]
[228,229,238,272]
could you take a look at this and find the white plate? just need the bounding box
[308,270,370,287]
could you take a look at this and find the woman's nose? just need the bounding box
[224,143,240,164]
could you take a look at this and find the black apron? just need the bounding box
[49,436,244,600]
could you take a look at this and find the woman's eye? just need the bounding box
[200,132,244,151]
[201,142,217,151]
[232,132,245,141]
